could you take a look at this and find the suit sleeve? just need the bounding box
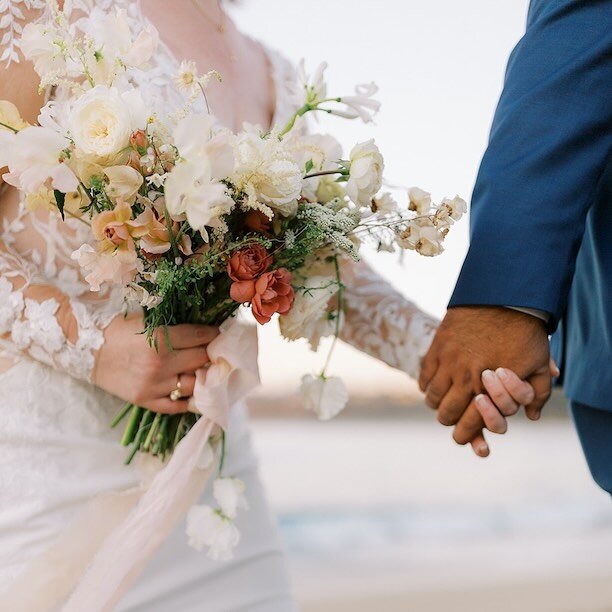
[449,0,612,331]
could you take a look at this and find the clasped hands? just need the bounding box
[419,306,556,456]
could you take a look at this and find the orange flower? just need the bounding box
[227,244,271,282]
[230,268,294,325]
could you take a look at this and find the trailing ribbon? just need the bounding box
[62,322,260,612]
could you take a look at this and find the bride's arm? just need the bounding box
[338,258,539,455]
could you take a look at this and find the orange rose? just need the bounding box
[242,268,295,325]
[244,210,272,233]
[227,244,272,282]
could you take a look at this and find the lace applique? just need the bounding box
[340,261,439,380]
[0,0,46,65]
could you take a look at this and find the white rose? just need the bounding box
[70,86,147,158]
[186,505,241,560]
[300,374,348,421]
[346,139,384,206]
[213,478,248,520]
[103,165,144,203]
[279,276,339,350]
[232,125,302,216]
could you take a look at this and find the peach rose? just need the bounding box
[227,244,272,283]
[230,268,294,325]
[92,201,148,259]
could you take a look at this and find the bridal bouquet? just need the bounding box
[0,2,464,561]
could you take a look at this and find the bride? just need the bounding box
[0,0,536,609]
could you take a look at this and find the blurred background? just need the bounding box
[227,1,612,610]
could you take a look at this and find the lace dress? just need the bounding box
[0,1,438,609]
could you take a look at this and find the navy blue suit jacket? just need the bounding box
[449,0,612,410]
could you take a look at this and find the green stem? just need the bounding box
[111,401,133,428]
[217,431,226,477]
[279,104,312,137]
[304,169,346,180]
[121,405,143,446]
[143,412,161,451]
[164,207,180,259]
[125,410,154,465]
[321,255,343,376]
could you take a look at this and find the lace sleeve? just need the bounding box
[0,187,120,383]
[339,259,439,380]
[0,0,48,66]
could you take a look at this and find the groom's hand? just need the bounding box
[419,306,551,444]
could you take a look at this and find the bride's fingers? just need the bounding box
[469,432,490,458]
[474,394,508,434]
[147,397,191,415]
[482,369,529,416]
[160,373,196,399]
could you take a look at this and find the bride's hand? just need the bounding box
[93,312,219,414]
[468,358,560,457]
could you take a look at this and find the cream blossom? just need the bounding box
[397,219,444,257]
[186,505,241,560]
[300,374,349,421]
[231,125,302,217]
[70,86,149,159]
[371,192,398,215]
[334,82,381,123]
[346,139,384,206]
[125,284,162,309]
[103,165,144,204]
[438,195,467,222]
[289,59,328,107]
[71,244,141,291]
[279,276,340,350]
[0,126,78,194]
[213,478,248,520]
[408,187,432,215]
[18,22,68,78]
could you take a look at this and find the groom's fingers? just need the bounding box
[419,351,438,392]
[437,382,474,425]
[469,433,490,458]
[424,371,452,411]
[524,369,552,421]
[453,402,487,445]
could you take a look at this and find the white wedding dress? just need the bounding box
[0,1,438,610]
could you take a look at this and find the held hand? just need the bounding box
[419,306,551,443]
[468,358,560,457]
[93,312,219,414]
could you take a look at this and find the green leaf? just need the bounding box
[54,190,66,220]
[305,159,314,174]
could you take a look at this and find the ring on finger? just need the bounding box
[169,375,183,401]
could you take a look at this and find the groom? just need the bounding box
[419,0,612,492]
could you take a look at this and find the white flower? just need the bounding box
[18,22,67,79]
[75,7,159,83]
[70,86,149,159]
[231,125,302,217]
[71,244,141,291]
[213,478,248,520]
[346,140,384,206]
[125,284,162,309]
[1,126,78,194]
[397,219,444,257]
[300,374,349,421]
[186,505,241,560]
[371,192,397,215]
[164,158,234,236]
[175,60,199,94]
[439,195,467,222]
[103,165,143,203]
[408,187,432,215]
[279,276,339,350]
[335,82,381,123]
[289,59,328,107]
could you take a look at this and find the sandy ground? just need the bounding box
[249,413,612,612]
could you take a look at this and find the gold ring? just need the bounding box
[170,375,183,401]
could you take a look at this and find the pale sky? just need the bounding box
[227,0,531,396]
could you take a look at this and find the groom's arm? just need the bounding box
[420,0,612,440]
[451,0,612,326]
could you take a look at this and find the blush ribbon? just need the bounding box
[62,322,260,612]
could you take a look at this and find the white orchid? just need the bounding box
[0,126,78,194]
[213,478,248,520]
[186,505,241,561]
[346,139,384,206]
[300,374,349,421]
